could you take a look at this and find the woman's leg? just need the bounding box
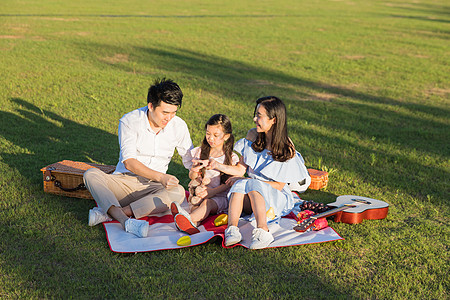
[248,190,268,231]
[190,199,218,226]
[228,193,252,226]
[227,193,244,227]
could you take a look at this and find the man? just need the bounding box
[84,78,193,238]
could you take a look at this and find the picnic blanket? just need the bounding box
[102,193,343,253]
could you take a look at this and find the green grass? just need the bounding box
[1,0,449,298]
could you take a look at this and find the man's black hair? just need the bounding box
[147,78,183,107]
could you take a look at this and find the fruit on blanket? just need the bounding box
[297,210,315,220]
[312,218,328,231]
[296,209,328,231]
[214,214,228,226]
[177,236,192,246]
[300,200,331,214]
[266,207,275,220]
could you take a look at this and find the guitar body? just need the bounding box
[328,195,389,224]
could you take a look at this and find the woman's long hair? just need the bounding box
[252,96,295,162]
[200,114,235,184]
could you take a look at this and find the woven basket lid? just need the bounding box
[307,168,328,177]
[41,160,115,175]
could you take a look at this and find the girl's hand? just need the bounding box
[190,159,209,173]
[192,159,209,169]
[195,185,210,199]
[190,164,202,174]
[225,176,246,186]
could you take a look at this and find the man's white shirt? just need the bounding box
[114,106,193,175]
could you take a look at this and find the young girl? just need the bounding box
[209,96,310,249]
[171,114,239,235]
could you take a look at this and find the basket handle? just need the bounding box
[54,180,87,192]
[44,168,87,192]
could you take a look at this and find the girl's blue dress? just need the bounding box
[228,138,310,220]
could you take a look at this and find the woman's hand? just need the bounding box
[225,176,246,187]
[206,158,221,171]
[265,181,285,191]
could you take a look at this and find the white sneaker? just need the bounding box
[224,225,242,246]
[88,207,112,226]
[249,228,274,250]
[125,219,149,238]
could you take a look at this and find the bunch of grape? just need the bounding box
[300,201,331,214]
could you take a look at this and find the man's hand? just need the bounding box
[124,158,180,187]
[161,174,179,189]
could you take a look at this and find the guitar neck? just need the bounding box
[310,205,355,219]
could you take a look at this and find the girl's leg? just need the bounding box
[190,199,218,226]
[248,190,269,231]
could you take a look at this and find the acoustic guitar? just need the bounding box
[293,195,389,232]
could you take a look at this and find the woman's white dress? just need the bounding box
[228,138,310,220]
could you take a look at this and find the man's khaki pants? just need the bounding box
[83,168,185,219]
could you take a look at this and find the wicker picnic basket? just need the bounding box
[307,168,329,190]
[41,160,116,199]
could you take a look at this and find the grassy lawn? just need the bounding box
[1,0,448,298]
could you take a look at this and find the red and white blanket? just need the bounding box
[102,194,343,253]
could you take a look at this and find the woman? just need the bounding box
[209,96,310,249]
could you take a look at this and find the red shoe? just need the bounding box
[174,214,200,235]
[170,202,181,217]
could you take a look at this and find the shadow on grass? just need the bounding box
[0,98,137,297]
[389,14,450,24]
[383,2,450,25]
[0,98,118,183]
[133,46,448,119]
[1,46,447,296]
[0,13,305,19]
[299,189,340,205]
[0,99,362,298]
[76,42,448,205]
[0,98,213,298]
